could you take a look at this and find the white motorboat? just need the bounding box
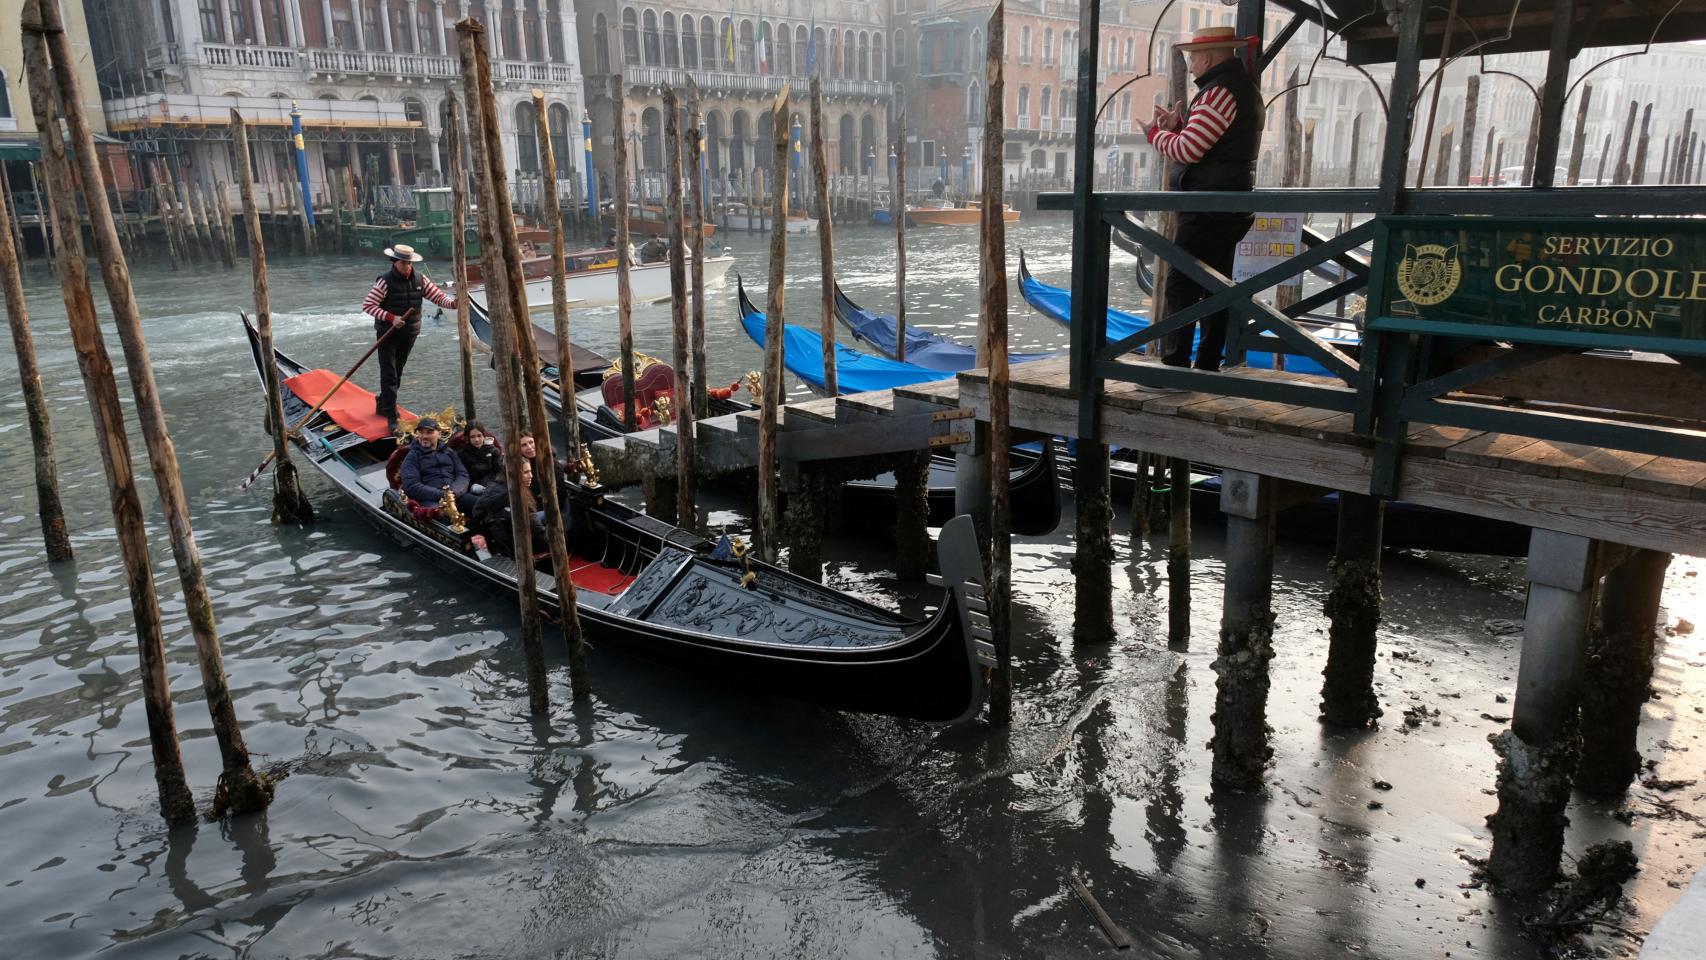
[466,245,735,311]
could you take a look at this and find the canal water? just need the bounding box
[1,218,1702,959]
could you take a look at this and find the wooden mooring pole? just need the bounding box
[757,86,790,564]
[0,154,72,562]
[612,75,637,430]
[687,85,709,421]
[447,92,479,423]
[534,89,581,460]
[22,0,196,825]
[458,16,557,714]
[233,111,315,527]
[1614,99,1638,184]
[36,0,276,817]
[1576,549,1672,797]
[662,86,696,528]
[893,112,907,362]
[981,2,1012,722]
[1210,471,1277,789]
[1632,103,1653,185]
[214,182,238,267]
[1319,494,1384,727]
[809,76,838,398]
[1567,84,1593,184]
[1457,75,1480,185]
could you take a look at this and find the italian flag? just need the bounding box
[757,20,770,75]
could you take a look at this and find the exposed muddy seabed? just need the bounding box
[0,231,1701,960]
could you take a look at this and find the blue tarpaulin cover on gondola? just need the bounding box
[737,279,953,395]
[832,285,1057,372]
[1016,250,1358,377]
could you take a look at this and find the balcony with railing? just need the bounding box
[201,43,300,70]
[304,48,572,85]
[621,64,888,100]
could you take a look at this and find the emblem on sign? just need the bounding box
[1396,243,1461,306]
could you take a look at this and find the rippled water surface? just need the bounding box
[1,219,1702,959]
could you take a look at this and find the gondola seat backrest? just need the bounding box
[600,360,675,429]
[386,445,409,494]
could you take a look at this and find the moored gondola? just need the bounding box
[831,284,1057,372]
[243,315,992,724]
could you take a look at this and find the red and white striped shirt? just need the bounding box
[1147,86,1239,165]
[361,272,457,324]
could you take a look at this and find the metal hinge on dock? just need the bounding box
[932,573,997,668]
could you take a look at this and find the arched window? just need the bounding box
[795,25,809,76]
[730,110,749,173]
[1017,85,1030,128]
[705,110,724,176]
[827,28,838,77]
[838,113,855,173]
[1123,38,1134,69]
[755,110,773,172]
[893,28,904,68]
[966,80,981,123]
[516,100,539,173]
[858,31,868,80]
[702,18,718,69]
[1019,26,1031,63]
[1041,87,1052,123]
[547,0,565,62]
[1043,28,1053,65]
[642,10,659,65]
[524,0,542,60]
[739,20,755,73]
[681,15,698,68]
[969,29,981,69]
[593,14,611,72]
[0,68,10,124]
[641,106,662,171]
[860,114,877,172]
[872,33,882,81]
[777,23,792,76]
[663,13,678,67]
[358,0,379,50]
[621,8,639,64]
[549,103,572,168]
[843,30,854,80]
[721,17,736,70]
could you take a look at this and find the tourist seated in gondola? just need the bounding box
[470,459,548,559]
[400,418,472,511]
[454,420,504,493]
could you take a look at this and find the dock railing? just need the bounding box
[1040,185,1706,497]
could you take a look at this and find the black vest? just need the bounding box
[378,266,426,321]
[1171,57,1264,193]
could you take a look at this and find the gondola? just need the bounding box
[831,284,1056,373]
[1016,249,1362,376]
[736,278,1063,537]
[243,315,992,724]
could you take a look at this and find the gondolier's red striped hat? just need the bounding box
[1174,25,1256,51]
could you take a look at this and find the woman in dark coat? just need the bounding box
[457,420,505,493]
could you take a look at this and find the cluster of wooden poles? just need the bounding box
[5,0,275,825]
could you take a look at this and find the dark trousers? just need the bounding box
[1158,212,1255,371]
[375,321,420,419]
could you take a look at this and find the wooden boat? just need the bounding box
[462,244,735,311]
[833,284,1056,372]
[618,202,718,239]
[906,199,1019,227]
[724,203,818,233]
[243,315,992,724]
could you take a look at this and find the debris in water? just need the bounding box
[1525,840,1639,950]
[1640,777,1698,793]
[1479,713,1511,724]
[1671,618,1695,636]
[1373,779,1394,791]
[1483,618,1523,637]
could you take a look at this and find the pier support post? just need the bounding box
[894,450,930,581]
[1166,457,1190,648]
[955,430,991,540]
[1211,470,1276,790]
[1320,492,1385,728]
[645,475,679,525]
[1576,549,1671,797]
[783,465,825,583]
[1072,441,1114,645]
[1487,529,1600,893]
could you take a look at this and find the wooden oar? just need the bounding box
[239,317,401,490]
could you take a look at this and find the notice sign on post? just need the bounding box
[1233,214,1303,283]
[1374,216,1706,350]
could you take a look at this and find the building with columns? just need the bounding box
[85,0,584,202]
[573,0,892,205]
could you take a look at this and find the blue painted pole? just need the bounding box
[698,120,710,220]
[789,116,802,213]
[582,112,597,218]
[290,102,316,226]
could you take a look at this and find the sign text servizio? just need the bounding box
[1377,218,1706,344]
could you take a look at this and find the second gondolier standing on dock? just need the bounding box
[362,244,457,432]
[1141,26,1264,372]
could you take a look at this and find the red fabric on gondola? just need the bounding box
[283,368,413,441]
[569,556,634,595]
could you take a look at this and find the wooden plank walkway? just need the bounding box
[956,356,1706,557]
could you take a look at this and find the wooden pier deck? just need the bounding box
[589,353,1704,558]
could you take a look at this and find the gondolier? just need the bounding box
[1140,25,1263,371]
[361,244,457,432]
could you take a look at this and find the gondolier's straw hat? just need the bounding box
[384,243,425,262]
[1175,25,1254,51]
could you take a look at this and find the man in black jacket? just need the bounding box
[361,244,457,432]
[1141,26,1264,372]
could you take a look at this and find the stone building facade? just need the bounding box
[574,0,892,204]
[85,0,584,200]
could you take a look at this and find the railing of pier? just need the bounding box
[1039,184,1706,497]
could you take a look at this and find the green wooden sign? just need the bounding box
[1372,216,1706,353]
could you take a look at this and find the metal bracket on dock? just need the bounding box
[928,432,973,448]
[932,408,975,422]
